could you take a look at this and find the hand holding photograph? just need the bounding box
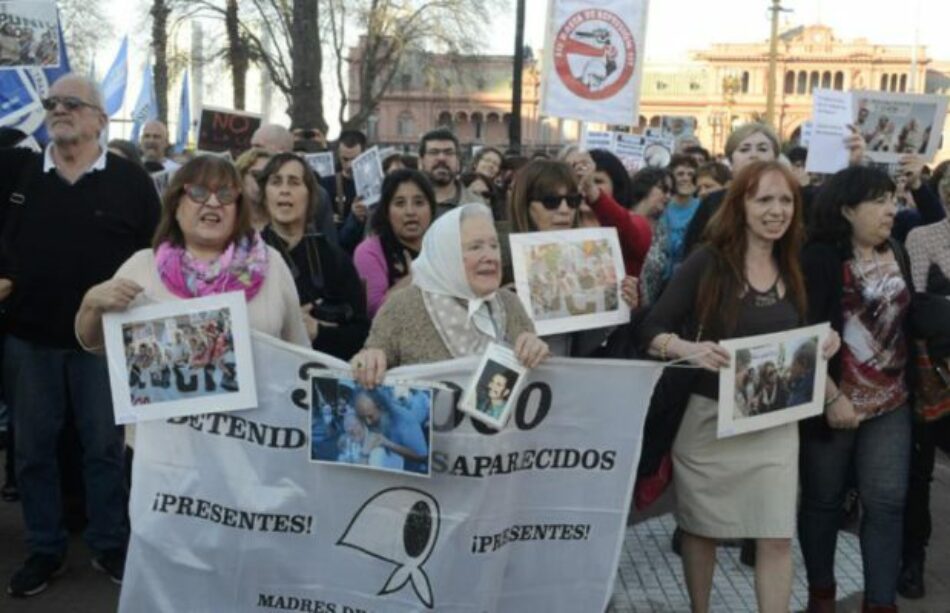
[509,227,629,336]
[717,323,831,438]
[459,343,528,428]
[102,292,257,425]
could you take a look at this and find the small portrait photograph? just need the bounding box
[459,343,528,428]
[310,375,433,478]
[304,152,335,180]
[718,323,830,438]
[102,292,257,425]
[510,228,629,336]
[661,115,696,140]
[352,146,384,205]
[852,92,948,163]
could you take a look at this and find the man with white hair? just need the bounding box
[0,73,160,597]
[250,123,295,154]
[139,119,180,173]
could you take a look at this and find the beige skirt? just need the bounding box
[672,394,798,539]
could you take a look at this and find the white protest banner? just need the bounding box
[541,0,649,127]
[805,89,853,174]
[120,333,660,612]
[581,126,615,151]
[0,1,60,69]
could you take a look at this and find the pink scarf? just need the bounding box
[156,233,268,300]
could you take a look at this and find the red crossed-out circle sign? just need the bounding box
[553,9,637,101]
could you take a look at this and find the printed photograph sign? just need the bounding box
[103,292,257,424]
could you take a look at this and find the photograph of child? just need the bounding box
[310,376,432,477]
[121,307,237,406]
[473,362,521,421]
[733,335,819,420]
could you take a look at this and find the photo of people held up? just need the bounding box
[854,97,939,155]
[733,336,819,420]
[310,376,432,477]
[121,308,237,406]
[525,238,619,320]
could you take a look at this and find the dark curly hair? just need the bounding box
[808,165,896,256]
[589,149,633,208]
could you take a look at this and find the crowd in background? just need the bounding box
[0,72,949,613]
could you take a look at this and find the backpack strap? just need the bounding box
[1,154,44,277]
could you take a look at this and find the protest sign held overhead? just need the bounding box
[0,0,60,69]
[197,106,263,157]
[119,334,660,612]
[541,0,649,127]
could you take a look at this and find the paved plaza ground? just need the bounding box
[2,453,948,612]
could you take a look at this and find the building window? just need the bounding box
[881,74,889,91]
[821,71,832,89]
[397,111,415,138]
[797,71,807,94]
[834,71,844,90]
[690,82,701,91]
[899,74,908,92]
[784,71,795,94]
[656,80,668,90]
[741,71,750,94]
[809,71,820,92]
[471,112,484,139]
[890,74,898,92]
[438,111,452,127]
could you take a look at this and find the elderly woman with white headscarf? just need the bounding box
[351,203,548,387]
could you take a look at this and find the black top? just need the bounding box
[638,246,801,399]
[801,238,914,383]
[0,148,160,348]
[261,226,369,360]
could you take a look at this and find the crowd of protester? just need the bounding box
[0,72,948,613]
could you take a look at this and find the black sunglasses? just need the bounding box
[184,184,238,205]
[536,193,583,210]
[41,96,101,112]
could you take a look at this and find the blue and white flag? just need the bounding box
[101,37,129,117]
[175,71,190,152]
[0,21,72,144]
[130,62,158,141]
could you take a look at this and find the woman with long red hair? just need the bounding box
[639,161,840,613]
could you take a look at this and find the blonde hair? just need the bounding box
[725,123,780,162]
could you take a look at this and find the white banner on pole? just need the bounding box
[120,333,660,612]
[541,0,649,127]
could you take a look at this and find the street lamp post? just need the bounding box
[765,0,783,128]
[510,0,526,152]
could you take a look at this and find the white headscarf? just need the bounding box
[411,203,504,347]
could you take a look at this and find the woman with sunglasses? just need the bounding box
[258,153,369,360]
[506,159,641,357]
[76,155,309,353]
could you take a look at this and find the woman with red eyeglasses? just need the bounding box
[503,159,643,356]
[75,154,309,352]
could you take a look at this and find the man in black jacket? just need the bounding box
[0,74,160,597]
